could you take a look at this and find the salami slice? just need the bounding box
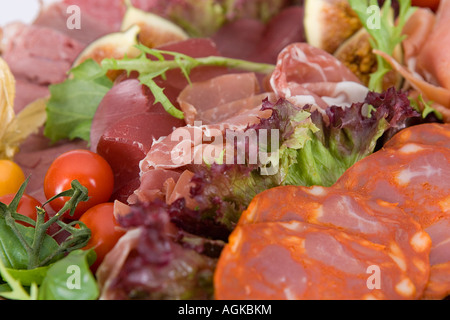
[214,221,425,300]
[335,138,450,299]
[237,186,431,299]
[336,144,450,229]
[384,123,450,150]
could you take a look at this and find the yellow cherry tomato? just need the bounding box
[0,159,26,197]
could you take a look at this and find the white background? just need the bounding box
[0,0,60,26]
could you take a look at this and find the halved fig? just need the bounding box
[121,2,189,48]
[304,0,362,54]
[72,25,141,68]
[334,28,404,90]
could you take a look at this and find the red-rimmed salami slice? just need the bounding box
[384,123,450,150]
[335,140,450,299]
[214,220,425,300]
[238,185,431,299]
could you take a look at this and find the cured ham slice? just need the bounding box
[402,8,436,71]
[140,71,275,173]
[215,220,427,300]
[336,125,450,300]
[269,43,368,113]
[177,72,261,125]
[33,0,119,45]
[1,22,84,86]
[129,169,181,205]
[416,0,450,90]
[374,50,450,116]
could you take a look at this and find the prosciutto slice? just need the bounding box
[269,43,368,114]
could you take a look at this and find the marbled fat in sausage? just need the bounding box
[215,220,426,300]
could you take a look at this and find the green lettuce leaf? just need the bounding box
[44,59,113,143]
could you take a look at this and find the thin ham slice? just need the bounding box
[129,169,182,205]
[177,72,261,125]
[33,1,119,45]
[416,0,450,90]
[269,43,368,114]
[402,8,436,71]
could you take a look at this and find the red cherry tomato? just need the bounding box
[44,150,114,220]
[0,193,46,227]
[412,0,440,11]
[79,202,125,271]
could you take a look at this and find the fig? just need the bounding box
[121,2,189,48]
[334,28,404,90]
[304,0,362,54]
[72,25,141,68]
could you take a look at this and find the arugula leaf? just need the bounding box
[101,45,276,120]
[44,59,113,143]
[348,0,416,92]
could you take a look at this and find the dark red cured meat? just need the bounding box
[211,19,266,61]
[250,6,306,64]
[212,6,305,65]
[97,112,185,195]
[214,220,426,300]
[90,78,154,152]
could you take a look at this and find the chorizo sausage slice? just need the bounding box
[335,143,450,299]
[214,221,423,300]
[384,123,450,150]
[240,185,431,299]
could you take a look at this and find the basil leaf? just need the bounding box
[0,219,61,270]
[38,250,99,300]
[44,59,113,143]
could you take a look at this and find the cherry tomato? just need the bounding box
[0,159,26,197]
[44,150,114,220]
[0,193,46,227]
[412,0,440,11]
[79,202,125,271]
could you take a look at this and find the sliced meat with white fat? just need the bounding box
[214,220,425,300]
[239,185,432,299]
[336,130,450,299]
